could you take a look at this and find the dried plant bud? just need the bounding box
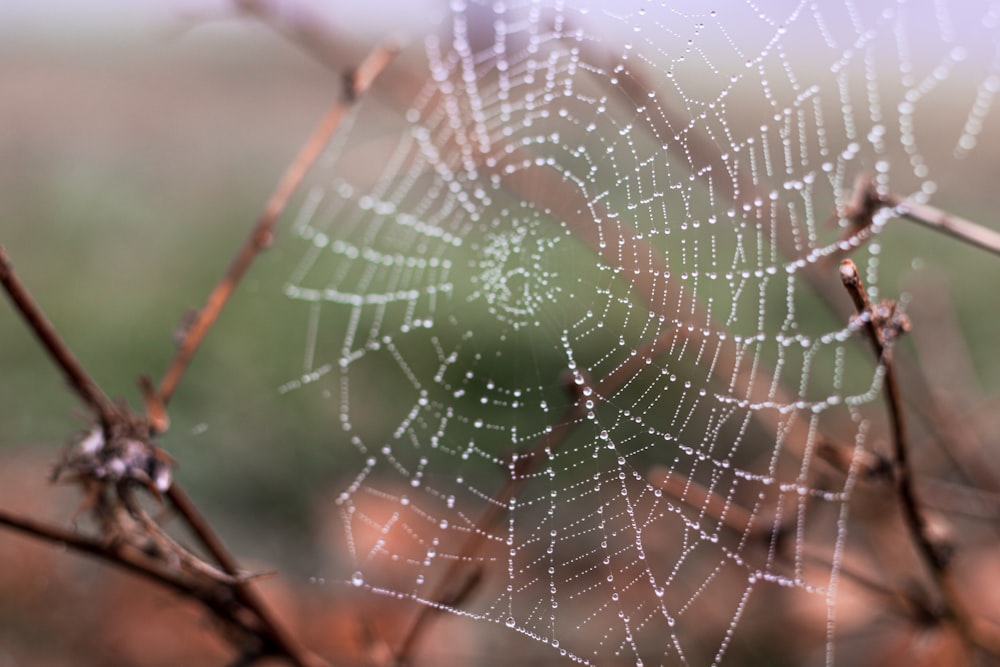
[872,299,912,346]
[55,427,174,495]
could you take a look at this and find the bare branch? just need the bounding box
[840,261,938,563]
[0,506,197,596]
[0,505,281,660]
[839,259,1000,658]
[164,485,328,667]
[156,41,399,410]
[884,194,1000,258]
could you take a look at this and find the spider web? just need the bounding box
[273,1,1000,664]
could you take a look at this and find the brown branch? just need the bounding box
[0,17,409,667]
[0,246,119,429]
[841,177,1000,501]
[0,246,320,664]
[1,238,321,661]
[150,41,399,663]
[0,506,280,659]
[155,41,399,410]
[882,193,1000,258]
[839,260,938,569]
[165,485,326,667]
[647,466,759,539]
[839,259,1000,658]
[0,506,199,597]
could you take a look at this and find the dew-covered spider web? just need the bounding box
[273,1,1000,664]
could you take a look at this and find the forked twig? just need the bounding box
[839,176,1000,502]
[156,40,399,410]
[839,259,1000,658]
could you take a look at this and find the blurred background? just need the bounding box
[3,2,1000,666]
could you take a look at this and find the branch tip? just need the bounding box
[155,40,397,410]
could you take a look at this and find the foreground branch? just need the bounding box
[0,38,404,666]
[0,246,326,666]
[0,506,269,643]
[839,259,1000,658]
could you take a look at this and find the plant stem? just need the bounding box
[839,259,1000,657]
[156,42,398,410]
[883,194,1000,258]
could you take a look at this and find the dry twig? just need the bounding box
[156,40,399,410]
[839,259,1000,658]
